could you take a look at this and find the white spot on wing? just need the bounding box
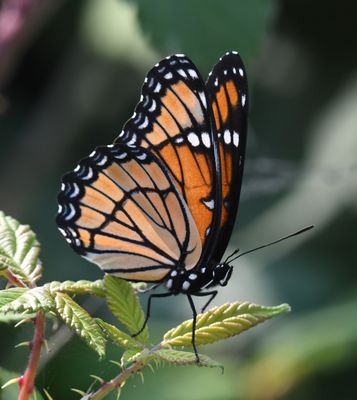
[182,281,191,291]
[187,132,200,147]
[175,136,184,144]
[136,152,147,160]
[188,69,198,79]
[239,68,244,77]
[224,129,231,144]
[69,182,80,198]
[164,72,173,80]
[203,199,215,210]
[177,69,187,77]
[138,116,149,129]
[201,132,211,148]
[233,131,239,147]
[198,91,207,109]
[242,94,246,107]
[82,167,93,180]
[148,100,156,112]
[97,155,108,166]
[65,203,76,221]
[166,279,173,289]
[115,152,127,159]
[127,133,137,146]
[154,82,162,93]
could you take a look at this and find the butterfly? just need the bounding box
[56,51,248,362]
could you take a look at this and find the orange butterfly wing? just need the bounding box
[57,145,201,282]
[115,55,221,255]
[206,52,248,263]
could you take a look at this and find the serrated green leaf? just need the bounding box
[0,287,27,308]
[0,311,37,322]
[163,301,291,347]
[0,287,55,314]
[54,292,106,357]
[45,279,105,297]
[96,319,143,350]
[0,211,42,283]
[155,349,223,370]
[104,275,149,343]
[121,349,143,367]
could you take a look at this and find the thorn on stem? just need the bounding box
[15,341,31,348]
[1,376,21,389]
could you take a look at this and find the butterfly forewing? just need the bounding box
[205,52,248,263]
[114,54,221,253]
[56,145,202,282]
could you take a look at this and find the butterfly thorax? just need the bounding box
[165,263,233,295]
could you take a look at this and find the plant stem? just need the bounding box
[86,359,144,400]
[18,310,45,400]
[84,344,162,400]
[4,269,26,288]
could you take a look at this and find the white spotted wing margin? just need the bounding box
[56,144,202,282]
[205,51,249,264]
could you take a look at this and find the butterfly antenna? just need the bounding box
[224,248,240,263]
[229,225,314,263]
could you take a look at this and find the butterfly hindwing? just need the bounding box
[115,54,221,254]
[56,144,202,282]
[206,51,249,263]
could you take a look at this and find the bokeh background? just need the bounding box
[1,0,356,399]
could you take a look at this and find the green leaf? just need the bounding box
[45,279,106,297]
[121,349,143,367]
[104,275,149,343]
[54,292,106,357]
[163,301,291,347]
[0,312,37,322]
[0,211,42,284]
[96,319,143,350]
[0,287,55,314]
[155,349,223,370]
[0,287,27,308]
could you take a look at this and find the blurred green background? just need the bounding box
[1,0,356,399]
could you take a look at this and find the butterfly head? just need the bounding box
[165,261,234,294]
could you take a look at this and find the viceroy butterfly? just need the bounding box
[57,51,249,361]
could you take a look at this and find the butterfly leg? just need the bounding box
[132,292,172,338]
[186,294,200,363]
[194,290,218,313]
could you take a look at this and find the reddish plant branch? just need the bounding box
[18,310,45,400]
[3,269,46,399]
[85,359,144,400]
[4,269,27,288]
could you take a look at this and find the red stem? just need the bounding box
[4,269,46,399]
[18,311,45,400]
